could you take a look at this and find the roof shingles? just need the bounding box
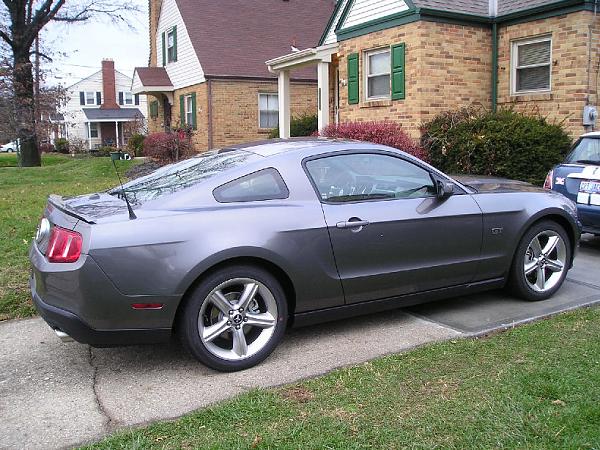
[174,0,336,80]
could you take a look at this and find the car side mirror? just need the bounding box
[436,180,454,199]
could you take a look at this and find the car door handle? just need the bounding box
[336,219,370,229]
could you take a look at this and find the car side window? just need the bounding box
[305,153,436,203]
[213,168,289,203]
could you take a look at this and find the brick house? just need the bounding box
[133,0,335,150]
[267,0,600,139]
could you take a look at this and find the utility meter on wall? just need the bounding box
[583,105,598,127]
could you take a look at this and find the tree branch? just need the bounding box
[0,30,12,46]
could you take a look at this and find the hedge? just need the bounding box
[421,108,572,185]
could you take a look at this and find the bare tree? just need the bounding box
[0,0,140,166]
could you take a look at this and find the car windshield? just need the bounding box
[565,138,600,165]
[111,150,258,204]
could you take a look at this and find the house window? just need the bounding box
[89,123,98,138]
[365,49,391,100]
[185,95,193,126]
[85,91,96,105]
[124,92,133,105]
[259,93,278,128]
[167,27,177,63]
[512,37,552,94]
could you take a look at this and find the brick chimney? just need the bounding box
[100,59,120,109]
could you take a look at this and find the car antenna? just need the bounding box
[111,158,137,220]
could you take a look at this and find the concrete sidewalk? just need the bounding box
[1,235,598,450]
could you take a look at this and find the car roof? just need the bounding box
[581,131,600,138]
[220,137,390,158]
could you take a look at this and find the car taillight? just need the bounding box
[46,226,83,263]
[543,170,553,190]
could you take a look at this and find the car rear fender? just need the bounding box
[175,246,297,298]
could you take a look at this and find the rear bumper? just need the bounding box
[31,277,172,347]
[577,204,600,235]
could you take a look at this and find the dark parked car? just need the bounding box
[30,138,581,371]
[544,132,600,236]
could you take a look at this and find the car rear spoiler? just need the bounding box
[47,194,97,225]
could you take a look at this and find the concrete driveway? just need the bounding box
[1,234,599,450]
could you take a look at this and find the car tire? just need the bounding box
[507,220,571,301]
[179,265,288,371]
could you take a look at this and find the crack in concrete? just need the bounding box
[88,346,116,432]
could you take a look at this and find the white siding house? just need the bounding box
[155,0,204,89]
[63,60,147,149]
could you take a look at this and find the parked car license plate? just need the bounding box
[580,180,600,194]
[578,180,600,205]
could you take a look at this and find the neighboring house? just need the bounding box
[64,60,147,149]
[267,0,600,139]
[132,0,335,150]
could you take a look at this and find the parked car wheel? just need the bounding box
[507,221,571,301]
[179,265,288,371]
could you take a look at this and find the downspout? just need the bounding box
[207,79,213,150]
[490,0,498,113]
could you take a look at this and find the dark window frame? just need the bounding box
[302,150,462,205]
[213,167,289,203]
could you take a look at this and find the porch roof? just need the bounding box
[83,108,144,122]
[132,67,174,95]
[266,43,338,73]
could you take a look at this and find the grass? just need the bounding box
[85,307,600,449]
[0,153,138,320]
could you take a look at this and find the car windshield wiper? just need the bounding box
[573,159,600,165]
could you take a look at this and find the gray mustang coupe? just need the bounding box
[30,138,581,371]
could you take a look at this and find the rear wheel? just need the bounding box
[507,221,571,301]
[180,265,288,371]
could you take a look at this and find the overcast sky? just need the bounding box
[41,0,149,88]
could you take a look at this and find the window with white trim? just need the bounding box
[124,92,133,105]
[185,95,193,126]
[512,37,552,94]
[365,48,391,100]
[89,122,98,138]
[85,91,96,105]
[259,93,278,128]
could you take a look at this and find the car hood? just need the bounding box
[453,175,544,193]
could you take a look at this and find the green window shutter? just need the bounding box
[190,92,197,130]
[172,26,177,62]
[347,53,359,105]
[162,32,166,66]
[179,94,185,126]
[150,101,158,118]
[391,43,405,100]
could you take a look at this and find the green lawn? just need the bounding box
[0,153,138,320]
[86,307,600,449]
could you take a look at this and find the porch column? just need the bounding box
[115,121,120,148]
[87,122,92,150]
[317,61,330,131]
[278,70,290,139]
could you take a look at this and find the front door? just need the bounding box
[305,152,483,304]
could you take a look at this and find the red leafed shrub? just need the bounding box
[318,121,427,161]
[142,132,193,163]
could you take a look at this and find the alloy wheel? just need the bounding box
[523,230,567,293]
[197,277,278,361]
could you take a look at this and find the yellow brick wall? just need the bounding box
[147,80,317,151]
[497,10,599,138]
[210,79,317,148]
[337,21,492,138]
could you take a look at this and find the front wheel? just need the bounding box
[180,265,288,371]
[507,221,571,301]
